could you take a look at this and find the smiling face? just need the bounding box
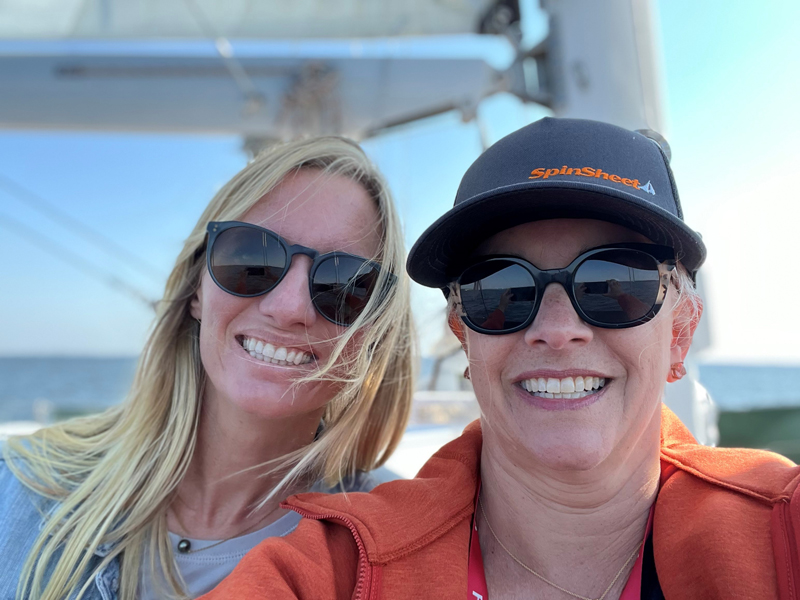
[190,168,382,420]
[461,219,687,472]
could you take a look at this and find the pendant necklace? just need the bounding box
[172,503,284,555]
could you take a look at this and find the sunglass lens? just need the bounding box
[311,255,382,325]
[573,250,661,324]
[459,261,536,331]
[210,227,287,295]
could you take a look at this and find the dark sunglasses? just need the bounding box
[204,221,394,326]
[451,243,676,334]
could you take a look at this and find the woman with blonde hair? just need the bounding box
[0,136,414,600]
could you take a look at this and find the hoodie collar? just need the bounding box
[285,404,800,562]
[285,420,483,563]
[659,404,800,502]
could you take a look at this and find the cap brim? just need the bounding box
[406,181,707,288]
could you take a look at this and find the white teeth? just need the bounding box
[240,337,312,366]
[520,375,608,399]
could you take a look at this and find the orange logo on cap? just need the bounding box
[528,166,656,195]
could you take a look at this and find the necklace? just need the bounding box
[478,496,641,600]
[172,503,284,555]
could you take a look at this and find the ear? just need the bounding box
[667,294,703,381]
[189,282,204,321]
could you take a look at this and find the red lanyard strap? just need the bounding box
[468,479,489,600]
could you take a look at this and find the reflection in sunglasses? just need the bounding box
[457,245,673,332]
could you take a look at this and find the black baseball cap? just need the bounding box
[406,117,706,288]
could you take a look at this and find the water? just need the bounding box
[696,363,800,412]
[0,357,137,422]
[0,357,799,421]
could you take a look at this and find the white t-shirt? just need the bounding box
[139,472,377,599]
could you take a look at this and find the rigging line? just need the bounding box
[182,0,265,109]
[0,173,166,283]
[0,212,158,311]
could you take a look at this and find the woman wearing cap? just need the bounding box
[0,137,413,600]
[202,118,800,600]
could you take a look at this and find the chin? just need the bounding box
[535,445,608,472]
[524,429,611,472]
[223,380,325,420]
[230,395,295,419]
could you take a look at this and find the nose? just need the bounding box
[257,255,317,329]
[523,283,593,349]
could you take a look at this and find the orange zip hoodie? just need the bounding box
[202,404,800,599]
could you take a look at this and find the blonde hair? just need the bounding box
[3,136,415,600]
[670,263,703,344]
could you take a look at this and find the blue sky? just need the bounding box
[1,0,798,361]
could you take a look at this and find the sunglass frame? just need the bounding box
[452,243,676,335]
[205,221,393,327]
